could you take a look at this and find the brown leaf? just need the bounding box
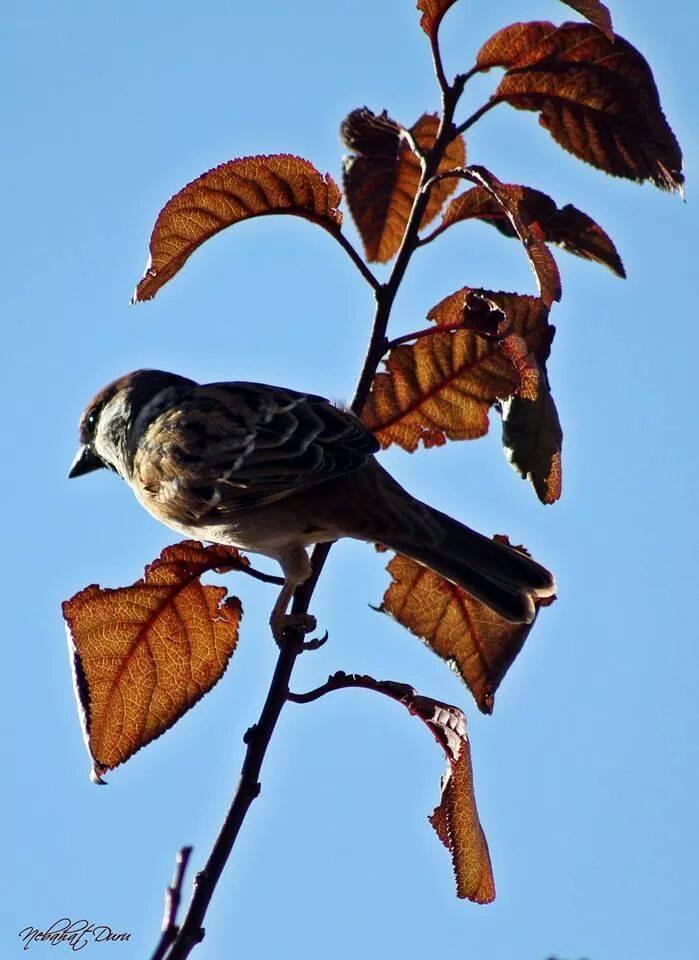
[363,289,552,452]
[559,0,613,39]
[442,183,625,277]
[381,552,552,713]
[314,674,494,902]
[417,0,458,40]
[424,705,495,902]
[341,108,465,262]
[132,155,343,302]
[62,541,245,780]
[500,334,563,504]
[476,21,556,71]
[459,167,562,306]
[480,23,683,191]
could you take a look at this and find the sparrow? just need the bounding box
[69,369,555,640]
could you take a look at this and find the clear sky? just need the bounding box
[2,2,697,958]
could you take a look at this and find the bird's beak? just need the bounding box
[68,445,104,479]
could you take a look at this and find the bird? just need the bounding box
[69,369,555,641]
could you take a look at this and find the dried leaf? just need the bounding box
[133,155,343,302]
[423,704,495,902]
[480,23,683,191]
[341,108,465,262]
[381,552,553,713]
[62,541,245,780]
[559,0,613,39]
[442,183,625,277]
[500,334,563,504]
[321,674,494,902]
[459,166,562,306]
[417,0,458,40]
[363,289,552,451]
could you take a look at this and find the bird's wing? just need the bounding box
[132,381,379,521]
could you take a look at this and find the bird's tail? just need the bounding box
[333,461,555,624]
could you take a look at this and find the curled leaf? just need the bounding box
[363,289,552,452]
[133,155,343,302]
[479,22,683,191]
[341,108,465,262]
[62,541,246,780]
[306,673,494,902]
[460,166,562,306]
[380,551,554,713]
[500,334,563,504]
[441,183,625,277]
[417,0,458,40]
[559,0,613,39]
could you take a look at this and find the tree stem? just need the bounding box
[155,50,467,960]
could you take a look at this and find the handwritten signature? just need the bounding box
[19,920,131,951]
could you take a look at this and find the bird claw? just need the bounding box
[302,630,329,651]
[271,613,318,647]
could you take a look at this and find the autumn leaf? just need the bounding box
[476,22,683,191]
[296,673,494,902]
[341,108,465,262]
[417,0,458,40]
[363,289,553,451]
[500,334,563,504]
[380,551,553,713]
[440,183,625,277]
[62,541,247,781]
[558,0,613,39]
[132,155,343,302]
[457,166,562,307]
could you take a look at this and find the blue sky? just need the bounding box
[2,1,697,958]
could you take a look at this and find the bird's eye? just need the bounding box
[87,414,96,425]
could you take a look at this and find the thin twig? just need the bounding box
[239,565,285,586]
[156,35,468,960]
[387,320,471,350]
[150,847,193,960]
[334,231,381,291]
[454,98,499,137]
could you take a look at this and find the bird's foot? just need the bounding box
[271,612,318,647]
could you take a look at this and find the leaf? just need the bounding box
[558,0,613,39]
[363,289,552,451]
[62,541,246,781]
[132,155,343,302]
[341,108,465,262]
[442,183,625,277]
[417,0,458,40]
[421,701,495,902]
[500,334,563,504]
[314,675,495,901]
[479,22,683,191]
[459,166,562,306]
[380,551,553,713]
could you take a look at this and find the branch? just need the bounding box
[454,98,499,137]
[334,230,382,291]
[150,847,193,960]
[155,59,469,960]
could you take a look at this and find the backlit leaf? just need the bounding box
[458,166,562,306]
[478,22,683,191]
[133,155,343,302]
[442,183,625,277]
[363,289,552,451]
[315,674,494,902]
[417,0,458,40]
[63,541,246,780]
[381,551,554,713]
[559,0,613,39]
[500,334,563,504]
[341,108,465,262]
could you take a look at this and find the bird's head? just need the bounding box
[68,369,195,480]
